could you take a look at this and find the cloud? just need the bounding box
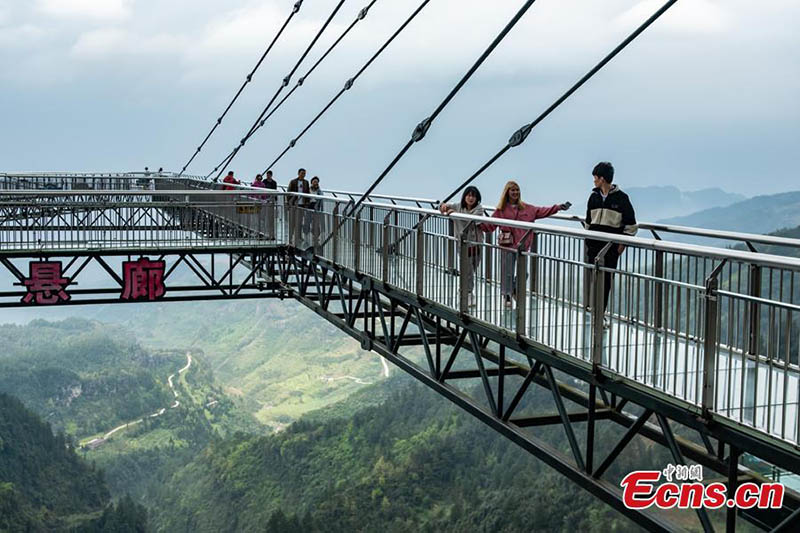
[70,27,187,60]
[36,0,133,21]
[0,24,47,48]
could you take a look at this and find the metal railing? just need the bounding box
[2,174,800,447]
[282,195,800,447]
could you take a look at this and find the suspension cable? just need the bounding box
[344,0,538,217]
[177,1,303,177]
[260,0,433,176]
[209,0,348,181]
[381,0,679,252]
[440,0,680,206]
[237,0,382,176]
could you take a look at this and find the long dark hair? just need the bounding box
[460,186,482,209]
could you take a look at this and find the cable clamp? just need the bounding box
[344,78,355,91]
[293,1,303,14]
[297,76,305,86]
[246,74,252,82]
[358,5,370,20]
[508,124,532,147]
[289,139,297,148]
[411,117,432,143]
[282,76,291,87]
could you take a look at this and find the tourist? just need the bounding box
[263,170,278,240]
[264,170,278,190]
[222,171,240,191]
[439,186,487,307]
[251,173,267,200]
[304,176,325,244]
[484,181,570,308]
[287,169,310,246]
[583,161,637,314]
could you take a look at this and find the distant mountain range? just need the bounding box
[658,191,800,236]
[626,186,746,221]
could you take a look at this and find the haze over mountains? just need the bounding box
[626,185,746,221]
[623,186,800,241]
[658,191,800,236]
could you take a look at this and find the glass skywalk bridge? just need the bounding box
[2,172,800,531]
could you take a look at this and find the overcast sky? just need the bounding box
[1,0,797,205]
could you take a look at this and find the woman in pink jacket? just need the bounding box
[483,180,570,308]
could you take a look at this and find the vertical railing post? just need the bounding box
[416,214,424,297]
[382,212,391,283]
[332,204,340,264]
[368,206,375,248]
[654,250,664,330]
[529,233,538,295]
[447,219,456,274]
[484,232,493,281]
[583,242,591,310]
[591,244,611,370]
[353,211,361,273]
[515,233,532,337]
[702,260,725,413]
[748,264,761,355]
[458,224,473,314]
[312,205,321,255]
[702,277,719,413]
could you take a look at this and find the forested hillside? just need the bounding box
[148,381,689,532]
[0,393,147,531]
[0,319,177,437]
[0,300,389,431]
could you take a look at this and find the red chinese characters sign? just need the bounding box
[20,261,71,304]
[121,258,166,301]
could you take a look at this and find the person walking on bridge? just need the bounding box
[222,171,240,191]
[264,170,278,191]
[303,176,325,247]
[251,173,267,200]
[263,170,278,239]
[287,168,310,247]
[439,186,487,307]
[583,161,637,317]
[484,181,570,309]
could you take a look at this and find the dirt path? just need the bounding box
[86,353,194,445]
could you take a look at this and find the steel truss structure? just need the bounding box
[0,248,286,307]
[279,248,800,532]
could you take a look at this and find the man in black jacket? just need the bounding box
[584,161,637,312]
[287,168,310,246]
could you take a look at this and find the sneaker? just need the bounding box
[504,295,512,309]
[603,317,611,329]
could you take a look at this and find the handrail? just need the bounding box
[3,172,799,251]
[3,187,800,272]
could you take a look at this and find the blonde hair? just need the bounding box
[497,180,525,210]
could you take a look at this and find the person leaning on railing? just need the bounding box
[482,180,571,309]
[439,186,488,308]
[583,161,638,314]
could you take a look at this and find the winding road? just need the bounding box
[87,353,196,444]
